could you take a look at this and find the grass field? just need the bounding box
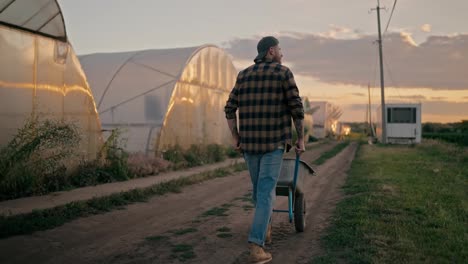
[314,140,468,263]
[313,141,350,165]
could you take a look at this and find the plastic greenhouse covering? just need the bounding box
[80,45,238,154]
[0,0,66,41]
[0,0,102,160]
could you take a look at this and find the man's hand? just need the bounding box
[295,138,305,155]
[227,118,241,152]
[232,137,241,152]
[293,118,305,155]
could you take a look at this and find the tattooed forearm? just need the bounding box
[294,119,304,140]
[227,118,239,138]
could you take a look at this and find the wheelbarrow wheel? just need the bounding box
[294,192,306,232]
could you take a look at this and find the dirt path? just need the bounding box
[0,141,357,264]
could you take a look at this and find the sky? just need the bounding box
[58,0,468,123]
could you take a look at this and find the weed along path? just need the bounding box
[0,141,358,264]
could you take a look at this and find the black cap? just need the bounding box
[254,36,279,63]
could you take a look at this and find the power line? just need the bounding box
[383,0,398,36]
[371,46,379,124]
[367,41,377,88]
[365,43,379,125]
[372,43,379,91]
[365,46,376,123]
[383,58,404,102]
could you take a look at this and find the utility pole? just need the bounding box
[371,0,387,143]
[368,83,375,137]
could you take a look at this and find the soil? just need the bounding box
[0,141,358,264]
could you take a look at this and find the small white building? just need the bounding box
[376,103,422,144]
[308,101,342,139]
[334,122,351,138]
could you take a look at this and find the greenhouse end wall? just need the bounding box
[0,25,102,160]
[156,46,236,152]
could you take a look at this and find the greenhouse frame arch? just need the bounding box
[80,45,238,154]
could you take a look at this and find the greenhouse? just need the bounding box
[0,0,102,159]
[80,45,238,154]
[309,101,342,138]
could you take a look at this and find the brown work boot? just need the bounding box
[248,243,272,264]
[265,223,272,244]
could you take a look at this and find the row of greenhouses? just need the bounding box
[0,0,321,158]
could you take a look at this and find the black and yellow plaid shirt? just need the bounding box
[224,59,304,154]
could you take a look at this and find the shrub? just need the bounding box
[162,144,187,169]
[127,153,171,177]
[0,117,79,200]
[0,118,245,201]
[423,133,468,146]
[71,129,133,186]
[225,146,241,158]
[162,144,237,170]
[205,144,225,163]
[184,145,204,167]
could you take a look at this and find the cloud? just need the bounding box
[399,31,418,46]
[346,101,468,116]
[227,32,468,90]
[321,24,354,39]
[388,95,426,100]
[351,93,366,97]
[431,96,447,100]
[348,104,369,111]
[421,24,432,33]
[422,101,468,115]
[329,25,351,34]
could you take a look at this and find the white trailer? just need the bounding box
[376,103,422,144]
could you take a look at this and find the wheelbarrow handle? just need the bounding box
[292,154,300,190]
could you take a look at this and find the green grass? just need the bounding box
[233,192,254,204]
[216,226,233,238]
[423,132,468,146]
[170,227,197,236]
[313,141,350,165]
[231,162,248,172]
[217,233,233,238]
[0,166,241,238]
[201,206,229,217]
[171,244,193,253]
[170,244,196,262]
[145,235,169,242]
[216,226,231,232]
[305,139,329,151]
[163,143,242,169]
[313,142,468,263]
[242,204,254,211]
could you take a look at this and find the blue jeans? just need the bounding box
[243,149,284,247]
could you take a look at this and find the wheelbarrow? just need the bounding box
[273,154,315,232]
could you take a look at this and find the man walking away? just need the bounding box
[225,36,305,264]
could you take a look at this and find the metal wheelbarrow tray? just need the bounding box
[274,155,315,232]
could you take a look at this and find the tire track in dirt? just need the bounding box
[229,142,357,264]
[266,142,358,264]
[0,141,346,264]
